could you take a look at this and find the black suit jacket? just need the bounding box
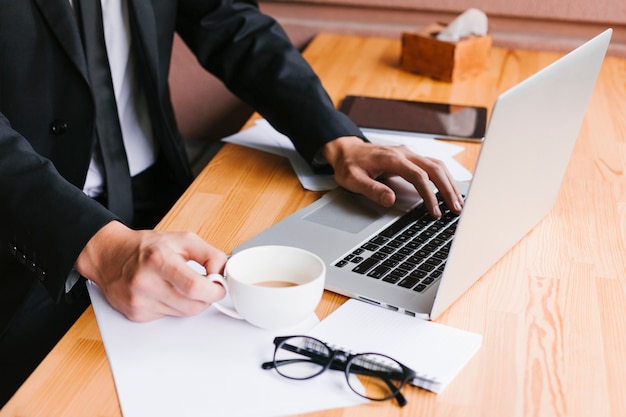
[0,0,362,333]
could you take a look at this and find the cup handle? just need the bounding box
[206,273,244,321]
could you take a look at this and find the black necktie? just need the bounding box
[76,0,134,224]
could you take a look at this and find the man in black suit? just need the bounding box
[0,0,464,404]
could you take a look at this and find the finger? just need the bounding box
[144,269,224,318]
[341,168,397,207]
[175,232,228,275]
[439,172,464,214]
[166,257,226,303]
[420,158,464,214]
[157,292,219,318]
[200,247,228,276]
[396,150,466,216]
[106,275,194,322]
[151,232,227,303]
[381,151,443,217]
[137,294,216,321]
[411,177,442,218]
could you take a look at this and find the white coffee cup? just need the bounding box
[207,245,326,330]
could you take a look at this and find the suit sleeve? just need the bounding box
[175,0,364,163]
[0,112,116,302]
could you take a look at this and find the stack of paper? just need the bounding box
[221,119,472,192]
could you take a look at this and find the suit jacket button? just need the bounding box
[17,251,27,265]
[50,120,68,135]
[37,268,47,282]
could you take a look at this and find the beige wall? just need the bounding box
[275,0,624,24]
[259,0,626,56]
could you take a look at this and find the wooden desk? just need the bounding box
[3,33,626,417]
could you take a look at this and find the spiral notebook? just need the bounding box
[307,299,483,394]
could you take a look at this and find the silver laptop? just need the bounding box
[236,29,612,320]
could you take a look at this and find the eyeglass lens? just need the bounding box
[273,336,407,402]
[274,336,331,380]
[345,353,405,401]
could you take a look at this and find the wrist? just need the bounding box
[321,136,365,168]
[75,220,134,285]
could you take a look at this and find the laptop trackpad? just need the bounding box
[303,192,388,234]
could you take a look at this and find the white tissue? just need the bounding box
[436,8,488,42]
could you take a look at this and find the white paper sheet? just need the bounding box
[87,282,368,417]
[360,129,472,182]
[306,299,482,394]
[222,120,337,191]
[221,120,473,192]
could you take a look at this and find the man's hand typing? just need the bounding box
[322,136,464,218]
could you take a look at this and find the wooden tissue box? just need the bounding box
[400,23,492,82]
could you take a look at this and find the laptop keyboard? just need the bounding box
[333,195,462,293]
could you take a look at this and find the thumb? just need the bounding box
[344,172,396,207]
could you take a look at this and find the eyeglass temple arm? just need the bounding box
[261,358,324,370]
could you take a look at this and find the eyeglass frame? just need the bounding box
[261,335,417,407]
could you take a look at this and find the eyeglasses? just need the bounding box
[261,335,416,407]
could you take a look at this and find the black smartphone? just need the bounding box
[339,95,487,142]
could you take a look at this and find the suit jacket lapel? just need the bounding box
[126,0,193,185]
[33,0,89,79]
[126,0,161,92]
